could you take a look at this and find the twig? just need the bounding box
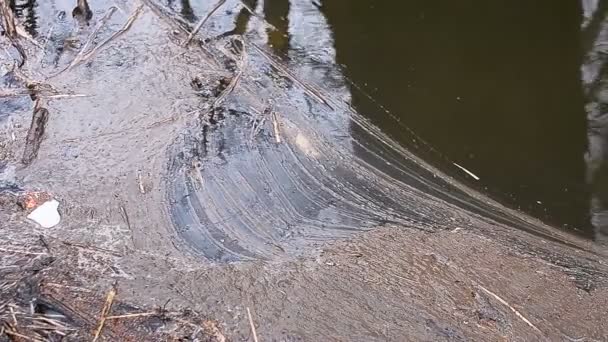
[81,5,143,62]
[44,94,89,99]
[68,7,119,70]
[272,111,281,144]
[44,283,93,293]
[10,306,18,328]
[92,283,117,342]
[478,285,543,335]
[136,170,145,194]
[105,311,163,320]
[37,24,55,65]
[453,163,480,181]
[183,0,227,46]
[54,238,123,257]
[52,5,143,78]
[0,0,17,38]
[239,0,277,31]
[210,38,247,109]
[0,89,87,99]
[119,204,135,247]
[246,307,259,342]
[0,0,26,66]
[249,41,334,110]
[0,247,47,255]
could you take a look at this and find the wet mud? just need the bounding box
[0,0,608,340]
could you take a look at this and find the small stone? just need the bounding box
[18,191,52,210]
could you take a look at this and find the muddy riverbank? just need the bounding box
[1,1,608,340]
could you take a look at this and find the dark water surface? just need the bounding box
[319,1,591,235]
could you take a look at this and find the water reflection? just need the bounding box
[9,0,37,37]
[320,0,590,236]
[582,0,608,243]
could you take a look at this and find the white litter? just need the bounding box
[27,199,61,228]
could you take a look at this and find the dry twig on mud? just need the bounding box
[137,170,146,194]
[53,5,143,77]
[248,109,266,143]
[246,307,259,342]
[0,0,17,38]
[478,285,543,335]
[92,283,117,342]
[210,38,247,110]
[37,24,55,65]
[78,5,144,64]
[68,7,119,70]
[183,0,227,46]
[272,111,281,144]
[0,0,26,66]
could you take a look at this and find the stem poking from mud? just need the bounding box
[22,101,49,166]
[183,0,227,46]
[478,285,543,335]
[92,283,117,342]
[246,307,259,342]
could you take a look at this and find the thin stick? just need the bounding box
[238,1,277,31]
[47,7,118,78]
[453,163,480,181]
[137,170,145,194]
[246,307,259,342]
[52,5,142,78]
[183,0,227,46]
[105,311,165,320]
[478,285,542,334]
[0,247,47,255]
[72,7,119,65]
[92,284,117,342]
[249,42,333,110]
[44,94,89,99]
[272,112,281,144]
[82,5,143,61]
[37,24,55,65]
[10,305,18,327]
[0,0,26,66]
[210,39,247,109]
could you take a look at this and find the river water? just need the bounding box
[215,0,598,239]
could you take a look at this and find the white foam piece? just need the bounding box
[27,199,61,228]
